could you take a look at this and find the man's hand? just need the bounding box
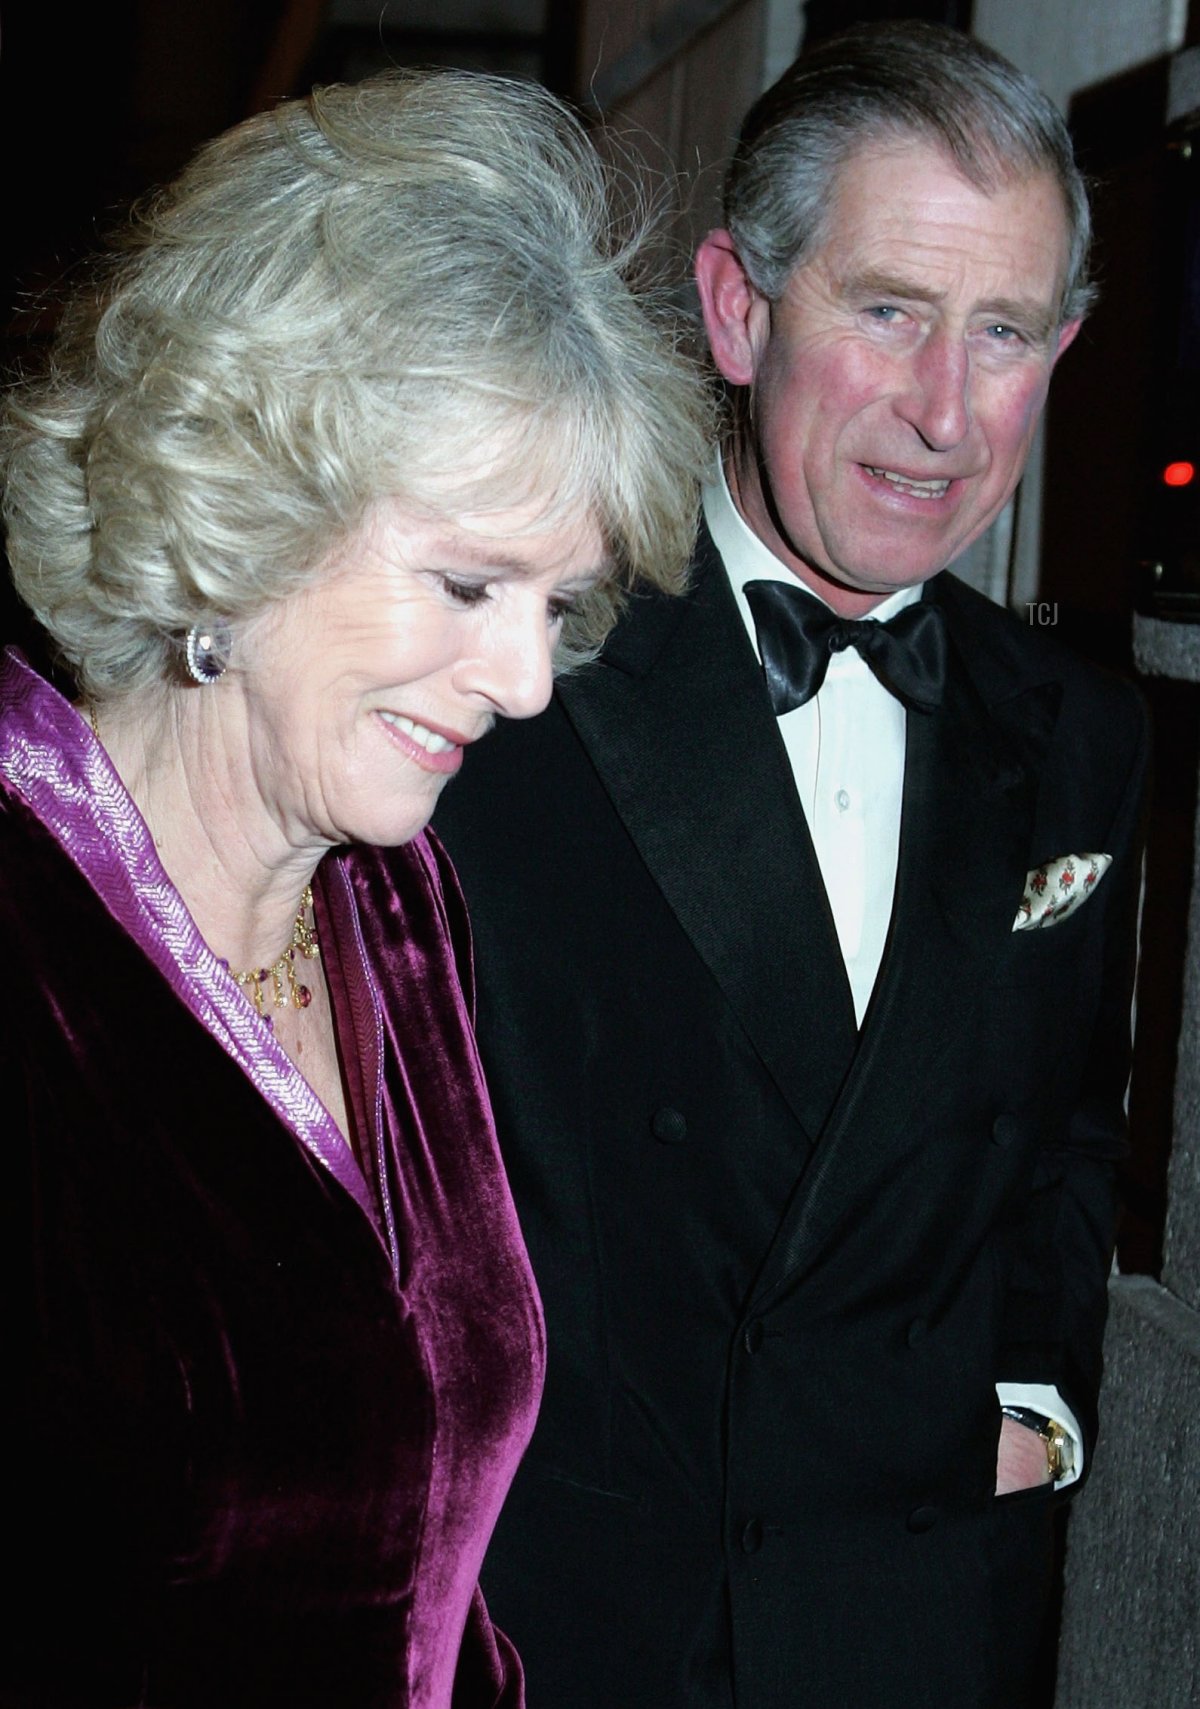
[995,1413,1053,1494]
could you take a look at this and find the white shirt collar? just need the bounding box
[701,450,924,660]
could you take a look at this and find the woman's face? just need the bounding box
[231,495,607,851]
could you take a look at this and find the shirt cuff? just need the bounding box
[995,1382,1084,1488]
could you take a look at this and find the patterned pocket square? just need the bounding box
[1013,853,1112,930]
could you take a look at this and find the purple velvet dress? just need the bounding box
[3,649,544,1708]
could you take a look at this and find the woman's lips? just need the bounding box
[377,709,468,774]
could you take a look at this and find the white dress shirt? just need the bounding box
[704,460,916,1027]
[701,457,1083,1485]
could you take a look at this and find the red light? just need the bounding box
[1163,461,1195,487]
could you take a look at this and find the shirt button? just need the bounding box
[835,788,851,812]
[741,1518,764,1554]
[744,1319,765,1354]
[907,1506,940,1534]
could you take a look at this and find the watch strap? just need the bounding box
[1000,1404,1075,1483]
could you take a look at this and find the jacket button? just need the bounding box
[906,1318,927,1347]
[992,1113,1021,1148]
[741,1518,764,1554]
[744,1319,765,1354]
[651,1107,688,1144]
[907,1506,940,1533]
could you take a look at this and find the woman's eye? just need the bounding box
[441,576,490,606]
[547,598,577,627]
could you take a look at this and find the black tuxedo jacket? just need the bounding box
[434,530,1148,1709]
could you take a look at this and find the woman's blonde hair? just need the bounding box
[2,70,712,697]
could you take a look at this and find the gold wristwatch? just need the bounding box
[1000,1405,1075,1483]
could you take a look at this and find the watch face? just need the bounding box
[1046,1423,1073,1481]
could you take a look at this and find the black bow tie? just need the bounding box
[744,580,947,715]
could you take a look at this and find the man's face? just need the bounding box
[699,139,1080,614]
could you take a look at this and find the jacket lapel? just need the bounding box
[559,530,859,1146]
[750,573,1063,1307]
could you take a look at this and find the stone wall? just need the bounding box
[1056,615,1200,1709]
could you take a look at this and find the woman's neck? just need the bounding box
[92,682,326,972]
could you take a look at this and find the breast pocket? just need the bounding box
[981,909,1106,1104]
[998,898,1102,997]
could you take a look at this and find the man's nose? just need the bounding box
[899,331,972,451]
[461,603,556,722]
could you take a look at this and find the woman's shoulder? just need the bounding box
[326,830,476,1009]
[333,827,458,908]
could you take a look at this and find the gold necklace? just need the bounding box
[231,885,320,1018]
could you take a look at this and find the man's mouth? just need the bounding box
[864,466,952,500]
[379,712,460,755]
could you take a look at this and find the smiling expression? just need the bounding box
[700,140,1080,615]
[230,496,607,851]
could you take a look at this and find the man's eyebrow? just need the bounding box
[838,267,946,307]
[837,268,1059,342]
[976,298,1060,343]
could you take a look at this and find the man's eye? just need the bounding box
[985,323,1023,343]
[441,576,490,606]
[865,304,902,322]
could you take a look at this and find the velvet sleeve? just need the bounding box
[450,1585,525,1709]
[417,825,478,1026]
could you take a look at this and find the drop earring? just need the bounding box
[184,620,232,684]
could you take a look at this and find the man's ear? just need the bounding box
[694,230,771,386]
[1052,316,1083,365]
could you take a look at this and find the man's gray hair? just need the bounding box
[725,20,1093,325]
[2,70,711,698]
